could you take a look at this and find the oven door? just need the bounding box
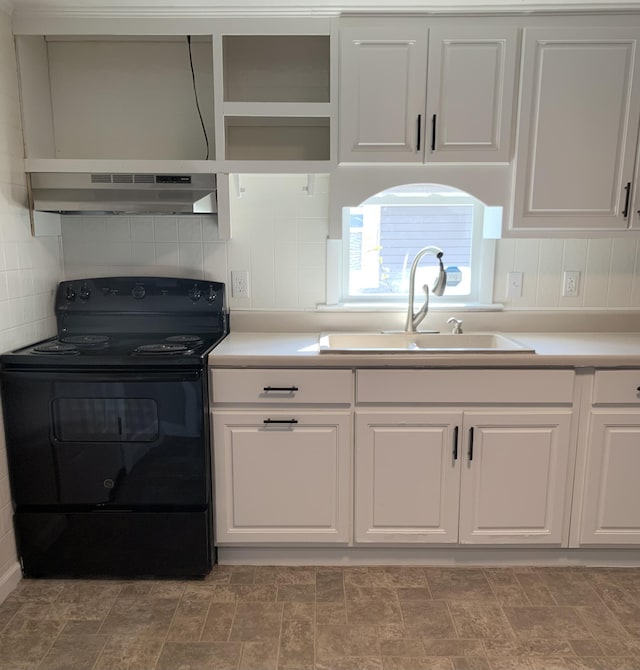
[1,369,208,508]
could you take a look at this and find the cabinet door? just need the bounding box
[426,25,518,163]
[355,411,461,543]
[339,24,427,162]
[459,411,572,545]
[212,411,351,543]
[580,411,640,545]
[512,28,640,233]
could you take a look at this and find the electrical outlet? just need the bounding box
[231,270,250,298]
[563,270,580,297]
[507,272,523,298]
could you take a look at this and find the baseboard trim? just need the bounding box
[0,562,21,603]
[217,546,640,566]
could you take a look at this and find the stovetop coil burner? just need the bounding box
[166,335,203,345]
[32,342,80,355]
[133,343,191,356]
[60,335,111,350]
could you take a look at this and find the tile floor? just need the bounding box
[1,565,640,669]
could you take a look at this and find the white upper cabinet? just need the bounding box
[338,19,518,164]
[426,25,518,163]
[15,18,335,172]
[339,22,428,163]
[16,35,216,169]
[216,30,333,165]
[511,27,640,234]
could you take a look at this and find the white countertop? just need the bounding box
[209,331,640,368]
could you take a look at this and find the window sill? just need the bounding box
[316,302,505,313]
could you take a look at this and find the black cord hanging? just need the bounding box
[187,35,210,160]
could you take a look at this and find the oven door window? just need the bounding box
[52,398,159,442]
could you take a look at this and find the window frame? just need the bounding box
[336,186,497,309]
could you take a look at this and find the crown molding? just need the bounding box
[10,0,640,21]
[10,0,640,20]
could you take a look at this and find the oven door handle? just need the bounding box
[1,370,201,384]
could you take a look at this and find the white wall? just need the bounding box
[0,8,63,600]
[62,174,640,312]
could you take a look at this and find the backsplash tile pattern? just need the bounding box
[61,175,330,311]
[495,237,640,309]
[62,215,227,281]
[62,215,227,284]
[61,177,640,312]
[0,10,63,593]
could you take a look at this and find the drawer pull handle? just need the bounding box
[468,427,475,461]
[453,425,459,460]
[263,418,298,425]
[636,387,640,393]
[263,386,299,392]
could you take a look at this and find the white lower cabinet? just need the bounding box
[458,411,573,545]
[579,411,640,545]
[213,411,351,543]
[355,409,573,546]
[355,411,461,543]
[355,369,575,547]
[577,369,640,545]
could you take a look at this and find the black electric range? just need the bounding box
[0,276,228,578]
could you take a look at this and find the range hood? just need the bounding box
[29,173,217,214]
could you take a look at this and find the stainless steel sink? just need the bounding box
[318,332,535,354]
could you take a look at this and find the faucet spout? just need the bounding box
[405,246,447,333]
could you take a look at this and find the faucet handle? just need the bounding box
[447,317,463,334]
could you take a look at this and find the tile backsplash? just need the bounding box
[61,174,329,311]
[0,9,63,594]
[60,173,640,313]
[61,214,227,285]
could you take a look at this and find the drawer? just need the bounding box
[357,369,574,405]
[211,369,353,405]
[593,370,640,405]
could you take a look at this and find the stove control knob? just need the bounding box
[189,283,202,302]
[65,285,76,301]
[80,282,91,300]
[131,285,146,300]
[207,285,217,303]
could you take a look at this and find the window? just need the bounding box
[341,184,496,306]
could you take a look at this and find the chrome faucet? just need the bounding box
[405,246,447,333]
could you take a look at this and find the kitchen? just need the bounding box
[3,0,640,668]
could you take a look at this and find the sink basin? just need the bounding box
[318,332,535,354]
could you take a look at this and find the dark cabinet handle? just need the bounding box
[622,182,631,218]
[416,114,422,151]
[453,425,459,460]
[636,386,640,393]
[468,427,474,461]
[263,386,299,392]
[263,418,298,425]
[431,114,437,151]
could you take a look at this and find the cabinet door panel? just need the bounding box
[580,412,640,544]
[513,28,640,232]
[213,411,351,543]
[427,26,518,162]
[355,411,461,543]
[459,411,572,545]
[339,25,427,162]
